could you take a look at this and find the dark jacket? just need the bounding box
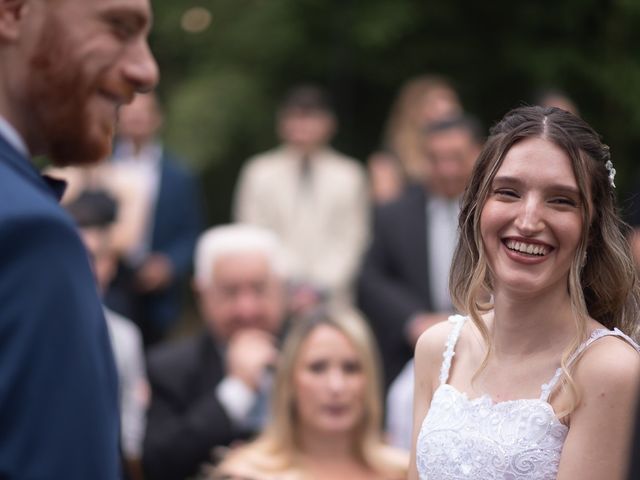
[141,153,204,331]
[106,150,204,343]
[143,332,245,480]
[628,387,640,480]
[357,185,435,390]
[0,135,120,478]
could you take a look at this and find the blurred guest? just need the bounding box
[212,309,408,480]
[532,87,580,116]
[46,91,204,345]
[143,224,288,480]
[367,149,405,205]
[47,162,151,256]
[626,186,640,270]
[358,116,483,395]
[623,159,640,271]
[234,84,369,312]
[367,75,463,204]
[0,0,157,476]
[106,91,205,345]
[66,190,149,480]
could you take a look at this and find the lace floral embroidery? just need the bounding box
[438,315,466,385]
[417,384,568,479]
[416,316,639,480]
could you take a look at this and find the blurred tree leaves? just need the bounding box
[149,0,640,224]
[164,70,272,171]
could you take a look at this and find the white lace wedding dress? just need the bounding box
[415,315,639,479]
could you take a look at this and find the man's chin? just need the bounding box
[48,135,113,167]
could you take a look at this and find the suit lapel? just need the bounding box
[0,134,61,200]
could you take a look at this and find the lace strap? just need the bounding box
[540,328,640,401]
[438,315,467,385]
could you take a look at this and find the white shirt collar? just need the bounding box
[112,138,162,168]
[426,194,461,213]
[0,115,29,157]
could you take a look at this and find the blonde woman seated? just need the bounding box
[212,309,408,480]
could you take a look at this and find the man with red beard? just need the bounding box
[0,0,158,478]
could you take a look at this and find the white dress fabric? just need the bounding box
[416,315,639,479]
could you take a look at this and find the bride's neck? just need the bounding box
[488,287,576,357]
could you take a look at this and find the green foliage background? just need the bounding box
[149,0,640,225]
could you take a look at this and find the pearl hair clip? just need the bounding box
[603,145,616,188]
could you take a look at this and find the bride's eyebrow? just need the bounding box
[491,175,579,195]
[491,175,520,187]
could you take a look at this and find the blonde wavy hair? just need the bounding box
[213,308,407,479]
[449,105,640,415]
[383,74,461,181]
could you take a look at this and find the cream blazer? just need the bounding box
[233,146,370,303]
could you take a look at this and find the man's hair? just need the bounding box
[422,114,485,146]
[278,84,334,114]
[194,224,289,288]
[65,190,118,228]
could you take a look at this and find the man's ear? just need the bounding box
[0,0,28,42]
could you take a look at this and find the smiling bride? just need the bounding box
[409,105,640,480]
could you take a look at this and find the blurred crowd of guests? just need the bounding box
[50,75,638,480]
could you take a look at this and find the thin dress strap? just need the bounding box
[438,315,467,385]
[540,328,640,401]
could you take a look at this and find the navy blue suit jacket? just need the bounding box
[143,151,203,331]
[0,135,120,478]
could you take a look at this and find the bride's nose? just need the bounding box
[514,196,544,235]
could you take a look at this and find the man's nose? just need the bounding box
[124,39,159,94]
[235,292,261,324]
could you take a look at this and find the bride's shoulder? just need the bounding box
[415,315,467,363]
[569,326,640,411]
[576,329,640,379]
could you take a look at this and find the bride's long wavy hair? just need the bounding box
[449,105,640,415]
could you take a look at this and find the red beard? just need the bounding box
[26,15,117,167]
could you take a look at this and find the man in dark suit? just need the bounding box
[357,115,483,392]
[0,0,157,477]
[106,92,204,345]
[143,224,287,480]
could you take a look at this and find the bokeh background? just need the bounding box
[149,0,640,224]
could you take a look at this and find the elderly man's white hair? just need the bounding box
[194,223,288,288]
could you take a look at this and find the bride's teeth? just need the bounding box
[506,240,547,256]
